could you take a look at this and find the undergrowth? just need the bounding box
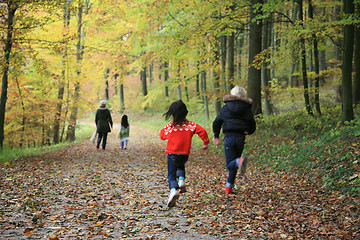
[247,105,360,197]
[0,123,93,163]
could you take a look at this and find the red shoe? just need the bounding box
[225,186,232,194]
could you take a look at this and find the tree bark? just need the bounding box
[163,62,169,97]
[141,67,147,96]
[353,4,360,105]
[297,0,313,115]
[54,0,71,144]
[341,0,355,122]
[308,0,321,115]
[67,0,86,142]
[201,62,210,120]
[247,0,263,115]
[262,13,274,115]
[0,2,17,149]
[227,33,235,90]
[213,39,222,115]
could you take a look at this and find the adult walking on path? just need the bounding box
[95,100,113,150]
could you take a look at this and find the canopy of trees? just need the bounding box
[1,0,359,149]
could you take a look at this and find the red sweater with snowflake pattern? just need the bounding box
[160,120,210,155]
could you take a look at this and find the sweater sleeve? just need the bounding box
[159,124,169,140]
[195,124,210,145]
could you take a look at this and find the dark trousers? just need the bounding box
[224,135,245,187]
[97,133,108,149]
[167,154,189,190]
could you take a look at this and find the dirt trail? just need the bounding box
[0,125,359,239]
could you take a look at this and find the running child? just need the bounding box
[160,100,209,207]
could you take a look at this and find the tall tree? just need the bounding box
[262,12,274,115]
[296,0,313,115]
[353,2,360,105]
[54,0,71,144]
[67,0,90,142]
[163,62,169,98]
[341,0,355,122]
[0,1,18,149]
[247,0,263,115]
[227,33,235,90]
[308,0,321,115]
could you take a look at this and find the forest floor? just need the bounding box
[0,125,359,240]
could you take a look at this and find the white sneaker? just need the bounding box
[167,190,179,207]
[178,180,186,193]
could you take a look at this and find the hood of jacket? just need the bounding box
[223,95,252,114]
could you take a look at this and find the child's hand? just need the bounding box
[202,144,208,150]
[212,137,219,146]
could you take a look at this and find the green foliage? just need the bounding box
[247,105,360,196]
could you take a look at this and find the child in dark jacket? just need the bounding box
[212,86,256,194]
[160,100,209,207]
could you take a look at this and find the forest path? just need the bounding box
[0,125,359,239]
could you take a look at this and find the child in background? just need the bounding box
[212,86,256,194]
[119,115,130,150]
[160,100,209,207]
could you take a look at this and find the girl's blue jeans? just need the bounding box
[167,154,189,190]
[224,135,245,188]
[121,140,128,148]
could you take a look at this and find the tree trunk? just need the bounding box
[67,0,86,142]
[119,76,125,112]
[141,67,147,96]
[227,33,235,90]
[262,13,274,115]
[105,68,110,100]
[297,0,313,115]
[237,30,244,81]
[201,64,210,120]
[164,62,169,97]
[353,4,360,105]
[247,0,263,115]
[220,35,227,92]
[213,40,222,115]
[149,64,153,86]
[0,3,17,150]
[54,0,71,144]
[177,64,182,100]
[308,0,321,115]
[341,0,355,122]
[289,4,298,88]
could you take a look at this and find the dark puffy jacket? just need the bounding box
[213,95,256,138]
[95,108,113,133]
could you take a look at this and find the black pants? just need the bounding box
[97,133,108,149]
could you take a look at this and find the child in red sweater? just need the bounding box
[160,100,209,207]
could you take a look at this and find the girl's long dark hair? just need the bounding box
[164,100,188,125]
[121,115,129,128]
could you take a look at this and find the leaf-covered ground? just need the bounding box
[0,125,359,239]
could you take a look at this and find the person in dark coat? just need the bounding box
[212,86,256,194]
[95,100,113,149]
